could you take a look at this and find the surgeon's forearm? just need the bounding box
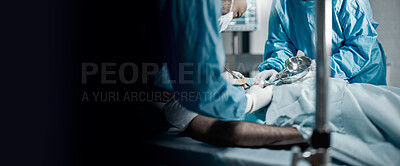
[186,115,305,147]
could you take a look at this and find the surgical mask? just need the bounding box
[217,0,235,33]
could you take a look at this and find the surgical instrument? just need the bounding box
[264,56,312,86]
[224,66,251,87]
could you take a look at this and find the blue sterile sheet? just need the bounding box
[146,132,295,166]
[260,77,400,166]
[149,77,400,165]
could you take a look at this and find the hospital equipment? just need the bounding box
[263,55,312,86]
[224,0,258,56]
[224,0,258,31]
[291,0,332,165]
[217,0,235,33]
[276,55,312,80]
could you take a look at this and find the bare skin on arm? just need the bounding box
[185,114,306,147]
[222,0,247,18]
[162,0,303,148]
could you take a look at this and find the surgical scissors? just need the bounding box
[223,66,251,87]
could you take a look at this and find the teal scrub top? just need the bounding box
[259,0,386,85]
[155,0,247,119]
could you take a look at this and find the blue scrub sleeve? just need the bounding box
[330,1,383,82]
[258,0,297,72]
[158,0,247,119]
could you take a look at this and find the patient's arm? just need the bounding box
[185,114,305,147]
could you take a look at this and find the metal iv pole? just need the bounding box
[291,0,332,165]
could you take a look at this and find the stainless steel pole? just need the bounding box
[290,1,333,165]
[313,0,332,165]
[316,0,332,133]
[315,0,332,136]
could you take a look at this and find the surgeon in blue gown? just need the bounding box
[254,0,386,85]
[154,0,271,120]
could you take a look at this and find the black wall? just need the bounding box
[4,0,163,165]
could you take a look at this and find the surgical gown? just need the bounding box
[259,0,387,85]
[154,0,247,119]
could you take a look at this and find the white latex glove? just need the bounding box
[301,60,316,80]
[221,71,246,86]
[252,69,278,85]
[245,82,274,113]
[310,60,316,71]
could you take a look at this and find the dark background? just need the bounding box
[3,0,163,165]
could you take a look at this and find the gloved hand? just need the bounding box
[302,60,316,80]
[310,60,316,71]
[245,82,274,113]
[221,71,246,86]
[252,69,278,85]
